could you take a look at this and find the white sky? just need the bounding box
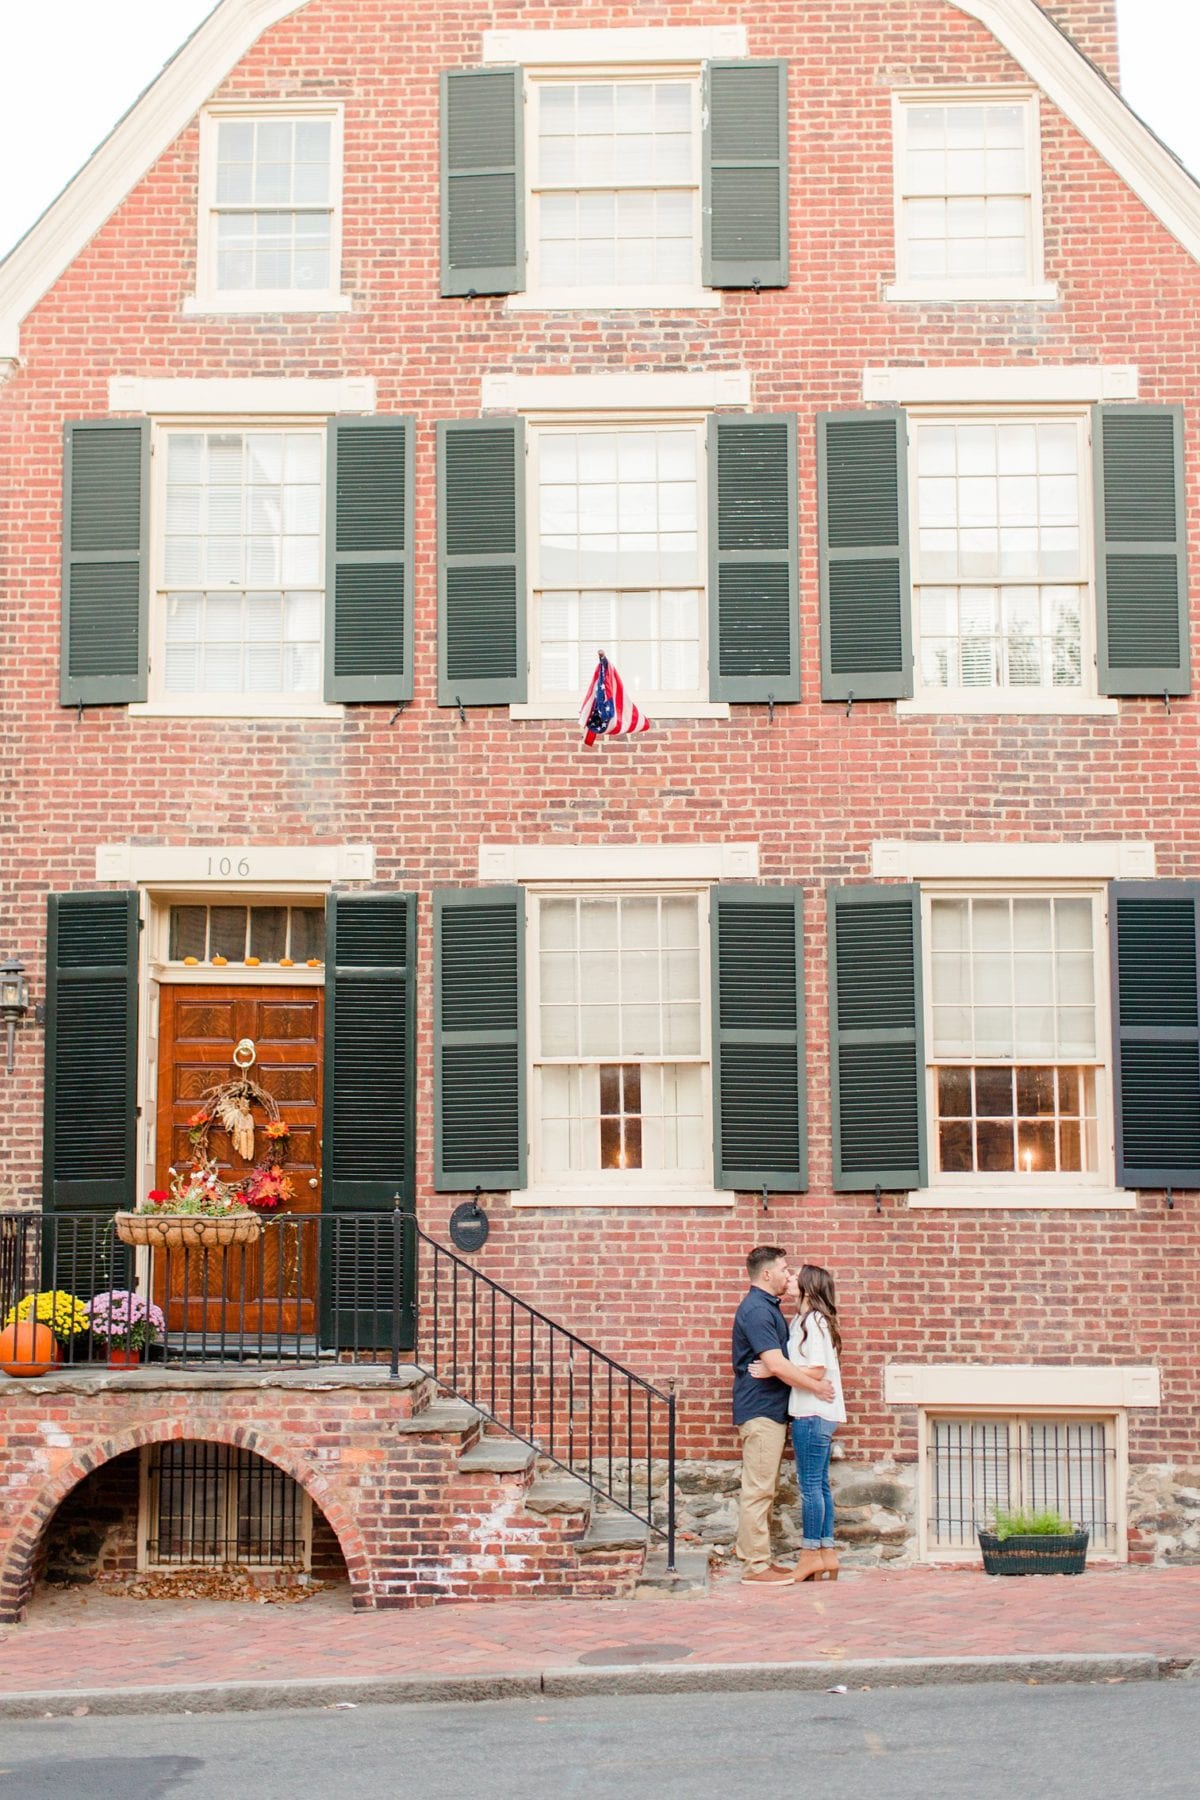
[0,0,1199,259]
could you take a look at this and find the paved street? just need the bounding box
[3,1684,1200,1800]
[3,1565,1200,1704]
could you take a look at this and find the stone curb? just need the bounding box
[0,1652,1185,1718]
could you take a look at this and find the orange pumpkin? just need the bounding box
[0,1320,61,1378]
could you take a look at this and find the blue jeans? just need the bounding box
[791,1416,836,1548]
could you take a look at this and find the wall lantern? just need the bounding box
[0,957,29,1074]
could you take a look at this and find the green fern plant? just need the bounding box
[989,1505,1077,1540]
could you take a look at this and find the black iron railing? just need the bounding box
[0,1206,677,1569]
[401,1207,676,1570]
[0,1209,412,1368]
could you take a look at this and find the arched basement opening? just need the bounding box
[35,1441,349,1600]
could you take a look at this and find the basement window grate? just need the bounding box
[142,1442,311,1570]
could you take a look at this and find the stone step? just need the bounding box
[578,1510,650,1553]
[524,1474,594,1515]
[393,1399,485,1436]
[457,1438,538,1475]
[636,1544,711,1594]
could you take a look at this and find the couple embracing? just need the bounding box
[732,1245,846,1586]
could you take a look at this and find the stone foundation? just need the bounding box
[629,1451,920,1565]
[1128,1466,1200,1565]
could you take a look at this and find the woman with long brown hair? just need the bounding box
[785,1264,846,1583]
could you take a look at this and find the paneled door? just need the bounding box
[155,986,323,1335]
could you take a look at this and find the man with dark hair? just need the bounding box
[732,1245,835,1584]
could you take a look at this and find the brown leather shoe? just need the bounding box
[741,1566,794,1585]
[821,1548,840,1580]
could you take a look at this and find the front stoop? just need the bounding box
[383,1387,669,1602]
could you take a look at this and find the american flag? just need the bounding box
[579,654,651,747]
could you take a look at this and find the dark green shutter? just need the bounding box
[325,418,414,703]
[1094,406,1189,697]
[818,411,912,702]
[435,889,525,1191]
[828,885,927,1192]
[702,60,788,289]
[1110,882,1200,1187]
[708,414,799,702]
[44,892,139,1211]
[441,68,524,297]
[711,887,806,1190]
[437,419,526,706]
[61,420,149,706]
[322,893,416,1347]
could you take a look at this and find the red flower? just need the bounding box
[148,1188,169,1205]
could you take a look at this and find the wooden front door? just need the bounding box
[155,986,323,1335]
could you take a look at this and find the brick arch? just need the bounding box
[0,1421,373,1622]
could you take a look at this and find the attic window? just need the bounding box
[889,93,1055,303]
[188,105,349,315]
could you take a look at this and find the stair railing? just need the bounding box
[392,1202,676,1572]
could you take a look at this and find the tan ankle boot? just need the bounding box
[821,1547,839,1580]
[792,1549,826,1583]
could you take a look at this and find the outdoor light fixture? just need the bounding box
[0,956,29,1075]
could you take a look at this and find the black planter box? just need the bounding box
[977,1529,1090,1576]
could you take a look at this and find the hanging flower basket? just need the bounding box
[115,1210,263,1250]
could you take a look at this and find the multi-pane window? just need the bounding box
[897,99,1040,288]
[534,425,704,703]
[160,431,323,699]
[928,894,1104,1179]
[166,904,325,967]
[534,894,707,1181]
[926,1416,1118,1556]
[208,116,336,296]
[913,418,1089,697]
[531,79,699,293]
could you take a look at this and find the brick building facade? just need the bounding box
[3,0,1200,1590]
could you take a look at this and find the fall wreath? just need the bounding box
[182,1073,295,1213]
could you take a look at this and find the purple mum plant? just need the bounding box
[86,1289,165,1350]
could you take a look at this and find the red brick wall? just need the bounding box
[1037,2,1121,82]
[1,0,1197,1476]
[0,1375,640,1620]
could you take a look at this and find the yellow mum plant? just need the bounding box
[4,1289,90,1341]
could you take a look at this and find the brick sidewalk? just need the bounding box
[2,1566,1199,1696]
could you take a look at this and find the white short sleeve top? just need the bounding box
[787,1311,847,1424]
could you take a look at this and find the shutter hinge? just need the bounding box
[76,699,84,723]
[846,691,855,717]
[1164,689,1171,715]
[761,1183,769,1213]
[388,702,408,725]
[874,1183,882,1215]
[455,695,467,724]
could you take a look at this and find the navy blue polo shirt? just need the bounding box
[731,1286,790,1426]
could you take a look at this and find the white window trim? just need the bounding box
[886,87,1058,304]
[914,1406,1128,1564]
[109,377,375,416]
[508,60,718,315]
[483,28,748,65]
[862,366,1139,406]
[525,411,710,717]
[483,372,750,412]
[913,876,1125,1210]
[186,100,350,315]
[479,842,759,883]
[138,414,330,719]
[886,1364,1160,1408]
[98,843,375,884]
[870,841,1156,881]
[519,875,733,1210]
[904,402,1106,715]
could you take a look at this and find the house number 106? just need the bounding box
[206,856,252,877]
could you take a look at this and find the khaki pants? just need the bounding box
[735,1416,788,1574]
